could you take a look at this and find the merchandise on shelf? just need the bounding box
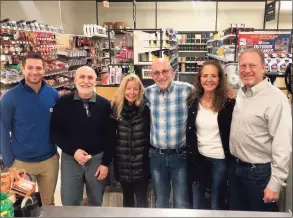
[83,24,107,37]
[0,19,86,98]
[176,32,213,76]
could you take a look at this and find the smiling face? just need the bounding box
[200,64,219,93]
[151,59,174,91]
[124,80,140,104]
[22,58,45,85]
[74,67,97,95]
[239,51,265,88]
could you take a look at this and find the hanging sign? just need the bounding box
[265,1,276,22]
[238,32,291,54]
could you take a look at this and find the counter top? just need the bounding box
[40,206,292,217]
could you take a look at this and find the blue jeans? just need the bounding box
[149,148,190,208]
[228,157,278,212]
[61,152,107,206]
[192,156,227,210]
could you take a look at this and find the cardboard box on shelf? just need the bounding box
[114,22,126,30]
[103,22,115,30]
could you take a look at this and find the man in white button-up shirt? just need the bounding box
[229,48,292,212]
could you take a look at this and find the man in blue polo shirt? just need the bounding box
[0,52,59,205]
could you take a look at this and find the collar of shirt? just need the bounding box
[156,81,175,94]
[241,77,270,98]
[73,90,96,103]
[20,79,47,94]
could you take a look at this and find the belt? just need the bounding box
[231,156,271,168]
[150,145,187,154]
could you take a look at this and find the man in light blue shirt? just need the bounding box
[144,59,192,208]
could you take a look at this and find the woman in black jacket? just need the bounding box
[111,74,150,208]
[186,60,235,210]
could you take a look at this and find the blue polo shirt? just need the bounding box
[0,80,58,167]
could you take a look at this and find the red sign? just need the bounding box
[238,32,291,54]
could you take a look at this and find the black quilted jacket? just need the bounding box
[111,104,150,183]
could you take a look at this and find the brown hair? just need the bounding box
[186,60,229,112]
[22,52,44,67]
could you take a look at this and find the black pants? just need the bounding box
[228,157,278,212]
[120,181,149,208]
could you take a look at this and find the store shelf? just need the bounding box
[178,72,198,75]
[207,39,218,43]
[51,81,71,89]
[207,53,235,62]
[43,68,70,78]
[264,72,285,77]
[178,51,207,53]
[0,76,23,84]
[179,61,204,65]
[135,62,153,65]
[178,43,206,45]
[206,34,236,43]
[221,34,236,40]
[91,34,108,38]
[169,55,179,63]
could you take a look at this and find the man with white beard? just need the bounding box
[50,66,115,206]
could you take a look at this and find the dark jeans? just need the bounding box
[228,157,278,212]
[149,147,190,208]
[120,181,148,208]
[61,152,107,206]
[192,156,227,210]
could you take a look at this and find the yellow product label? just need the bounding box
[0,211,8,217]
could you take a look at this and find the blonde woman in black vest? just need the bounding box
[111,74,150,207]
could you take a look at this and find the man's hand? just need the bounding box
[263,187,279,203]
[227,88,237,99]
[95,165,108,181]
[74,149,89,165]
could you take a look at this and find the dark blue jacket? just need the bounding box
[0,80,58,167]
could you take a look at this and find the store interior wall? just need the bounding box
[97,1,292,31]
[0,1,292,32]
[0,1,96,34]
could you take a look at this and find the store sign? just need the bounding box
[265,1,276,22]
[238,32,291,54]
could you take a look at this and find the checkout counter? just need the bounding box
[40,205,292,217]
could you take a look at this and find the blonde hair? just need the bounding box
[112,74,144,118]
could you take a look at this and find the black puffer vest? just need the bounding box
[111,103,150,183]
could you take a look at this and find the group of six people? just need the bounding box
[1,48,292,212]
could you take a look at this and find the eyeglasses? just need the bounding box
[152,68,171,77]
[83,103,91,118]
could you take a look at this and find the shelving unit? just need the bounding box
[176,31,216,84]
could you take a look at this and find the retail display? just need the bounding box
[206,28,236,62]
[175,31,214,84]
[0,19,72,99]
[83,24,107,38]
[238,31,292,75]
